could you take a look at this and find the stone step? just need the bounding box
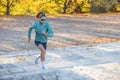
[0,61,62,80]
[0,68,61,80]
[0,56,102,71]
[0,68,94,80]
[0,63,94,80]
[0,42,120,80]
[0,60,95,80]
[0,57,104,79]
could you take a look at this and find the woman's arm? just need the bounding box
[46,22,54,37]
[28,22,35,42]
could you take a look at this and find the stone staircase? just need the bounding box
[0,42,120,80]
[0,61,93,80]
[0,46,94,80]
[0,61,61,80]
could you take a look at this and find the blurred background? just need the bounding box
[0,0,120,15]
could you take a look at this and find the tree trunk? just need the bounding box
[6,0,10,15]
[63,1,67,14]
[63,0,71,14]
[6,6,10,15]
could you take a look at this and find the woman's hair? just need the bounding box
[36,12,46,18]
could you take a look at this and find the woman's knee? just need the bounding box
[41,50,46,54]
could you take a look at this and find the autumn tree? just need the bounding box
[0,0,17,15]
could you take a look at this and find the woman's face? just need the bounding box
[40,16,46,23]
[38,15,46,23]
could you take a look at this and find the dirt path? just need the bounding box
[0,14,120,54]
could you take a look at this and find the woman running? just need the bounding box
[28,12,54,70]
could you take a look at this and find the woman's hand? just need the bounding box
[42,31,47,37]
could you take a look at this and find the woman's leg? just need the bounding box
[37,44,46,61]
[37,44,46,69]
[35,55,41,64]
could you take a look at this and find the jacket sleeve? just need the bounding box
[28,22,35,38]
[47,22,54,37]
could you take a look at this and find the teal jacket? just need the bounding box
[28,21,54,42]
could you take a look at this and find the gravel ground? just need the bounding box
[0,14,120,54]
